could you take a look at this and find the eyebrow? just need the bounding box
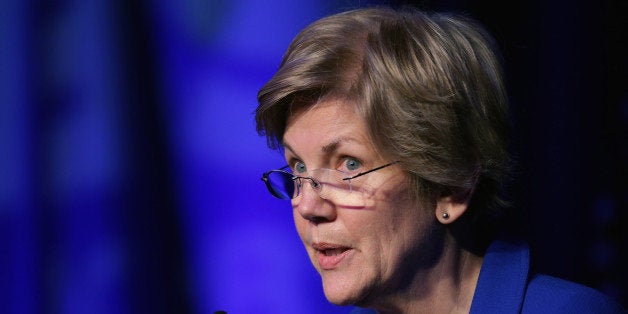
[282,136,354,157]
[282,141,296,156]
[321,137,351,154]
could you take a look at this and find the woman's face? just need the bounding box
[282,99,440,306]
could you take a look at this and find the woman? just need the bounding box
[255,6,624,313]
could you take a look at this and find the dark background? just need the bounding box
[435,0,628,303]
[1,0,625,313]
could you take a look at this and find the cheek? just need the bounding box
[378,180,421,228]
[373,183,431,257]
[293,209,308,240]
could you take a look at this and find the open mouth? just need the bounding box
[313,243,352,269]
[313,242,350,254]
[321,248,349,256]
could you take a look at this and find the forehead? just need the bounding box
[283,99,372,153]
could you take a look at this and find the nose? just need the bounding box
[293,178,337,223]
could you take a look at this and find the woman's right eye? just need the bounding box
[294,161,307,174]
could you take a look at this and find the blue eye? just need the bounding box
[295,161,307,173]
[345,158,361,171]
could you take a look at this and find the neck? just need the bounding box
[374,234,483,314]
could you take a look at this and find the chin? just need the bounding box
[321,274,371,306]
[323,289,359,306]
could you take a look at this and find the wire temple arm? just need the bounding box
[342,162,397,181]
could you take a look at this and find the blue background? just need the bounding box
[1,0,626,313]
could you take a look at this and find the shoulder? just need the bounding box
[522,274,626,313]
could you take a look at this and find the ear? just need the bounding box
[435,190,471,224]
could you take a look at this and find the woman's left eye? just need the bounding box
[344,158,361,171]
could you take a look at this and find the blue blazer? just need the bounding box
[351,239,625,313]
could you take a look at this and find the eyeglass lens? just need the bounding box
[264,170,295,200]
[263,169,366,207]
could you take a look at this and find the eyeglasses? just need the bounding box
[261,162,396,207]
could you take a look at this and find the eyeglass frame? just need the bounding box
[261,161,398,200]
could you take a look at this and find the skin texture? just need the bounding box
[282,99,482,313]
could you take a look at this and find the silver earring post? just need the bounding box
[442,212,450,220]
